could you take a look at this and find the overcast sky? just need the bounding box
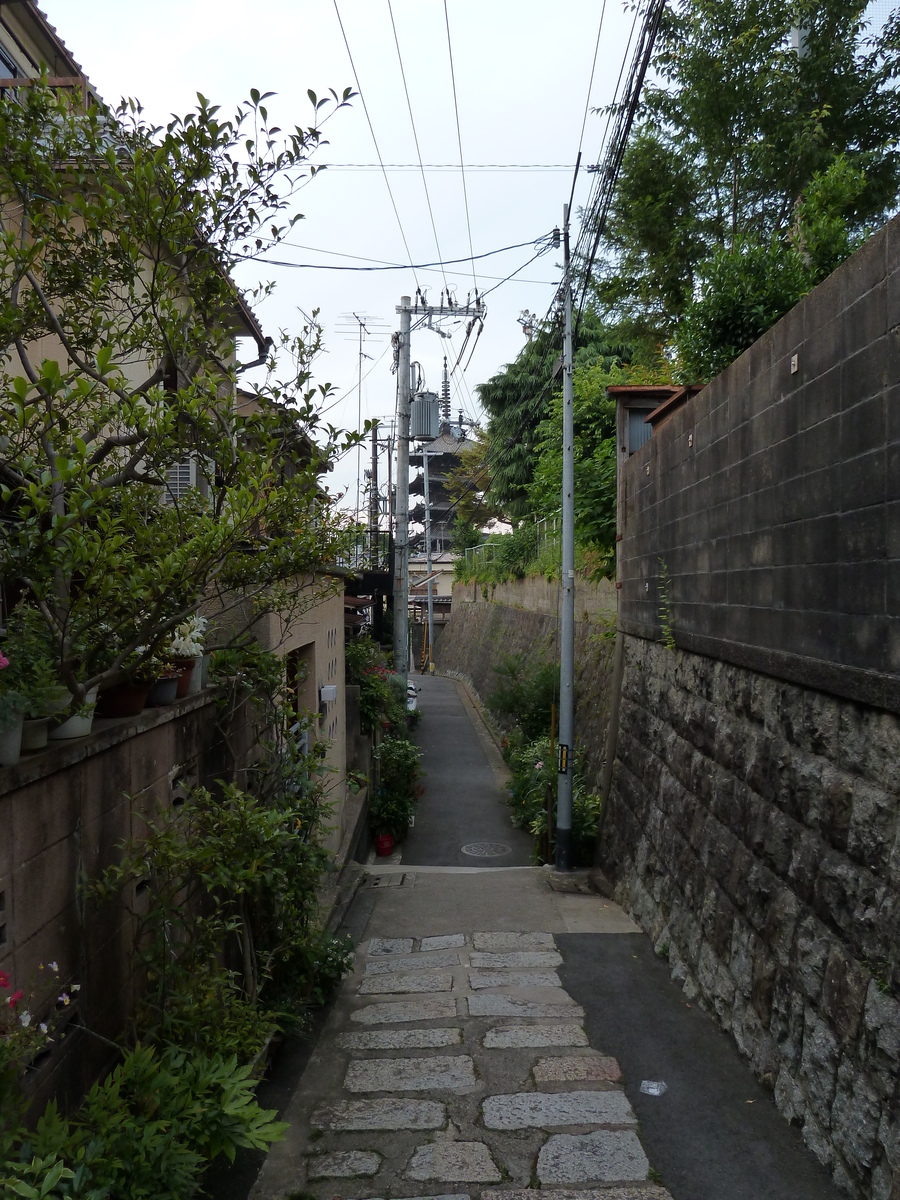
[37,0,638,512]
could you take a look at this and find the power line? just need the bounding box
[233,234,553,273]
[443,0,477,295]
[317,163,577,171]
[332,0,420,288]
[387,0,449,295]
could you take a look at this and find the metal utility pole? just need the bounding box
[368,420,379,567]
[422,445,435,673]
[556,204,575,872]
[392,297,412,684]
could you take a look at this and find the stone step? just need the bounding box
[364,952,461,974]
[537,1130,650,1185]
[533,1056,622,1083]
[483,1023,589,1049]
[473,931,556,951]
[338,1028,463,1050]
[406,1141,503,1183]
[350,998,458,1024]
[311,1097,446,1130]
[482,1090,636,1130]
[367,937,414,955]
[483,1188,673,1200]
[420,934,467,951]
[359,971,454,995]
[468,970,561,990]
[344,1054,477,1092]
[471,951,563,969]
[307,1150,381,1179]
[468,995,583,1020]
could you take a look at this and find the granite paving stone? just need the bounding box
[482,1090,636,1130]
[537,1131,650,1185]
[467,995,583,1020]
[311,1098,446,1131]
[420,935,467,951]
[483,1189,672,1200]
[470,951,562,969]
[533,1056,622,1083]
[338,1028,463,1050]
[350,998,458,1024]
[368,937,414,956]
[344,1055,477,1092]
[364,952,460,974]
[473,931,556,951]
[483,1023,589,1049]
[359,971,454,995]
[468,970,561,989]
[406,1142,503,1182]
[307,1151,382,1179]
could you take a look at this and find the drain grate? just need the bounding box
[366,873,416,888]
[461,842,512,858]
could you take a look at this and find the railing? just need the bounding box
[535,510,561,559]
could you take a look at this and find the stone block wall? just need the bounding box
[601,637,900,1198]
[435,580,616,792]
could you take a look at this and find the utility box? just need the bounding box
[410,392,439,441]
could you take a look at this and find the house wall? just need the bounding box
[601,215,900,1200]
[0,692,254,1115]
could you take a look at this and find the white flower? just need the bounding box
[71,983,81,992]
[19,1011,31,1027]
[48,961,58,972]
[38,1022,48,1034]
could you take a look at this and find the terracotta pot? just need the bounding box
[173,659,194,699]
[96,681,151,718]
[374,833,395,857]
[147,676,178,706]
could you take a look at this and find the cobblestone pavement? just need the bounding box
[251,926,671,1200]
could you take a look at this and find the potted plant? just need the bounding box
[48,685,100,740]
[370,734,422,853]
[369,789,414,856]
[147,659,181,706]
[166,615,207,698]
[95,646,158,718]
[4,606,69,750]
[0,650,26,767]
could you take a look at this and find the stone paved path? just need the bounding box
[250,928,672,1200]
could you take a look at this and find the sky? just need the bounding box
[36,0,639,515]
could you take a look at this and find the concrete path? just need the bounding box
[250,870,663,1200]
[242,678,845,1200]
[400,675,533,868]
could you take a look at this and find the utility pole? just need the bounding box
[368,420,379,568]
[556,203,575,872]
[392,297,412,684]
[422,445,435,673]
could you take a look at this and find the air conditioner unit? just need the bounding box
[319,685,338,704]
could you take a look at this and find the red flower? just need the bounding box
[7,989,23,1008]
[0,971,9,989]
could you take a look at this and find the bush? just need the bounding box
[371,734,422,839]
[488,655,557,741]
[503,732,600,867]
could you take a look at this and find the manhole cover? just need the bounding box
[461,842,512,858]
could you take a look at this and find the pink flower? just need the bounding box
[535,761,544,771]
[0,971,9,989]
[0,652,8,670]
[7,989,23,1008]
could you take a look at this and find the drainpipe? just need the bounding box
[593,627,625,865]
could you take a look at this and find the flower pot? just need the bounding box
[0,714,24,767]
[96,681,151,718]
[374,833,395,857]
[21,716,52,752]
[186,653,204,696]
[147,676,178,706]
[173,659,194,699]
[49,688,98,740]
[200,652,211,689]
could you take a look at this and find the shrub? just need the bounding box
[503,732,600,867]
[488,655,557,741]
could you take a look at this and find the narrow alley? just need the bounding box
[246,679,844,1200]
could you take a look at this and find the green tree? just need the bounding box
[595,0,900,352]
[0,81,357,702]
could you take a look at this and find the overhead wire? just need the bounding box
[332,0,420,288]
[386,0,449,296]
[442,0,478,296]
[230,234,552,272]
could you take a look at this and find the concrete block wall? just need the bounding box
[0,695,249,1115]
[605,218,900,1198]
[618,213,900,713]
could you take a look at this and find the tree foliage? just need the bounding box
[594,0,900,360]
[0,81,357,702]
